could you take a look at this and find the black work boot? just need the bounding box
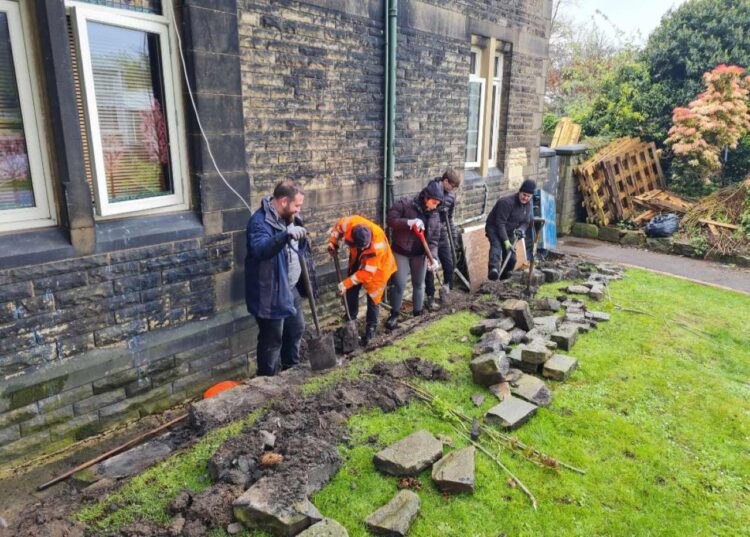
[413,309,423,317]
[385,313,399,330]
[362,324,377,346]
[424,295,439,311]
[488,267,499,281]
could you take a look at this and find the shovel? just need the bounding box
[331,250,360,353]
[414,227,450,303]
[298,252,337,371]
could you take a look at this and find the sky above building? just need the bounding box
[568,0,689,43]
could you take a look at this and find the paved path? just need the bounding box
[557,237,750,295]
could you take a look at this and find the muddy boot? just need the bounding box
[385,313,399,331]
[488,267,499,281]
[424,295,439,311]
[413,309,423,317]
[362,324,377,346]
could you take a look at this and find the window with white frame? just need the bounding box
[464,46,485,168]
[488,52,503,167]
[0,0,56,233]
[67,0,188,217]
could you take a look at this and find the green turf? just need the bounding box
[76,268,750,536]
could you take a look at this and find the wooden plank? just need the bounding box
[699,219,739,230]
[634,210,657,224]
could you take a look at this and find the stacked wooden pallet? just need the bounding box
[574,137,666,226]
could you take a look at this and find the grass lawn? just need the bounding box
[77,268,750,536]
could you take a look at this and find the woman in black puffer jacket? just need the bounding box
[385,181,444,329]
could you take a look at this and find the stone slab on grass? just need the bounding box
[543,354,579,381]
[470,353,509,386]
[365,490,420,537]
[509,346,541,374]
[233,477,323,536]
[510,374,552,407]
[485,396,538,430]
[431,446,475,494]
[566,285,590,295]
[551,323,578,351]
[374,430,443,476]
[586,311,611,322]
[533,315,562,334]
[298,518,349,537]
[470,317,515,336]
[500,299,534,331]
[488,382,511,401]
[589,284,605,301]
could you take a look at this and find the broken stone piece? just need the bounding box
[431,446,475,494]
[260,430,276,450]
[509,327,527,344]
[510,374,552,407]
[551,323,578,351]
[470,353,509,387]
[500,299,534,331]
[589,284,605,301]
[543,354,579,381]
[520,340,553,364]
[365,490,420,537]
[567,285,590,295]
[374,430,443,476]
[488,382,511,401]
[470,317,515,336]
[470,393,485,406]
[233,477,323,536]
[485,396,538,430]
[297,518,350,537]
[226,522,244,535]
[585,311,611,322]
[473,328,512,355]
[541,268,563,282]
[564,312,586,324]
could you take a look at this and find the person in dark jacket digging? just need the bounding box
[245,180,314,376]
[485,179,536,281]
[424,168,461,310]
[385,180,444,330]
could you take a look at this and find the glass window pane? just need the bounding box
[469,51,477,76]
[0,13,34,211]
[88,21,173,204]
[465,80,481,164]
[489,84,498,162]
[77,0,162,15]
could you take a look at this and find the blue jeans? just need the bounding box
[389,253,427,315]
[254,288,305,376]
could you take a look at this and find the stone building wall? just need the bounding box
[0,0,550,467]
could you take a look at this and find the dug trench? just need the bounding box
[7,252,596,536]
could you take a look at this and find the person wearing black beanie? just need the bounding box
[485,179,536,281]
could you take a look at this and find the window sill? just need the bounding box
[0,227,75,270]
[0,212,204,271]
[95,211,204,253]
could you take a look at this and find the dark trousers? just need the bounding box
[425,236,455,297]
[254,288,305,377]
[345,285,379,327]
[489,240,516,280]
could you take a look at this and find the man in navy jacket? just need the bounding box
[485,179,535,281]
[245,180,312,376]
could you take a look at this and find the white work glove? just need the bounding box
[407,219,425,232]
[337,281,346,295]
[287,224,306,241]
[427,258,440,272]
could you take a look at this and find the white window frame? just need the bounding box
[67,0,189,218]
[465,46,486,169]
[488,52,503,168]
[0,0,56,233]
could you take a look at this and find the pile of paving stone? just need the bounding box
[469,262,623,429]
[364,430,475,536]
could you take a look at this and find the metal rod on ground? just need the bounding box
[331,252,353,321]
[37,413,188,491]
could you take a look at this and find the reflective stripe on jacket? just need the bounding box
[329,215,397,304]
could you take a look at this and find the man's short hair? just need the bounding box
[273,180,304,200]
[441,168,461,188]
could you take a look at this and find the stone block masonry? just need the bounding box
[0,236,252,466]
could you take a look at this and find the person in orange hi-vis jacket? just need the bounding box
[328,215,397,346]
